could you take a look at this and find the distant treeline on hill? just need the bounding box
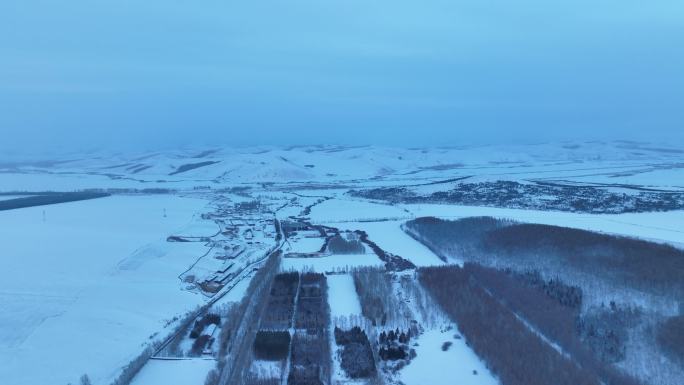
[0,192,111,211]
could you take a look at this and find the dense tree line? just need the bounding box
[326,233,366,254]
[216,303,241,361]
[405,216,684,298]
[288,331,329,385]
[334,327,376,378]
[244,375,280,385]
[295,273,330,330]
[281,220,310,238]
[261,272,299,330]
[657,315,684,363]
[483,222,684,296]
[420,265,604,385]
[253,331,291,360]
[190,335,212,356]
[403,216,510,260]
[577,303,641,364]
[0,192,110,211]
[288,273,332,385]
[352,268,404,326]
[378,328,412,361]
[461,263,641,385]
[510,270,583,309]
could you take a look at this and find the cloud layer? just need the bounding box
[1,0,683,154]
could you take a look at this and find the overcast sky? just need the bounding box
[1,0,683,155]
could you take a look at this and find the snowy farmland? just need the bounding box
[0,195,211,385]
[327,274,362,319]
[130,359,216,385]
[400,329,497,385]
[328,220,445,267]
[2,142,683,385]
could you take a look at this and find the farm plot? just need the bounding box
[331,220,444,267]
[400,329,498,385]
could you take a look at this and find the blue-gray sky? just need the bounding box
[1,0,683,154]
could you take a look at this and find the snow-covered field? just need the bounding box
[331,220,444,267]
[308,198,409,223]
[285,235,325,254]
[327,274,362,319]
[400,329,498,385]
[0,195,211,385]
[130,359,216,385]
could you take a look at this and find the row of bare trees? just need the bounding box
[461,263,642,385]
[206,252,282,385]
[420,265,603,385]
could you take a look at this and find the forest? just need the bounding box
[406,216,684,385]
[404,216,684,297]
[419,265,636,385]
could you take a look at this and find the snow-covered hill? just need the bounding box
[2,141,683,191]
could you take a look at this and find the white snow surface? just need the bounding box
[331,220,444,267]
[0,195,211,385]
[308,198,408,223]
[130,358,216,385]
[4,142,684,189]
[400,329,498,385]
[285,235,325,254]
[327,274,362,319]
